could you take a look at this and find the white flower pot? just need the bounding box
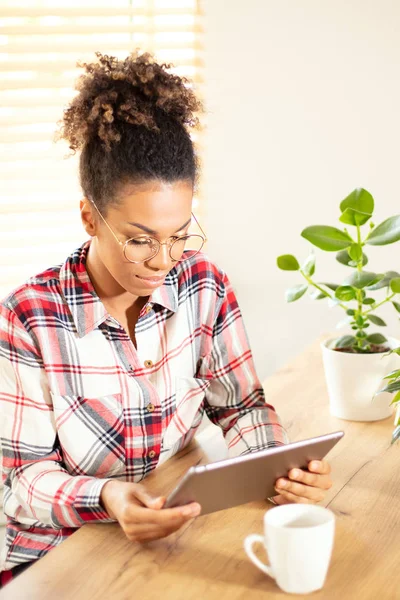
[321,337,400,421]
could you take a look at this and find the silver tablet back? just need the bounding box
[164,431,344,515]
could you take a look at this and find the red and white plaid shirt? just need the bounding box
[0,241,287,571]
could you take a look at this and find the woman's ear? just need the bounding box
[80,197,98,237]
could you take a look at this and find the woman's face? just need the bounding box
[81,179,194,298]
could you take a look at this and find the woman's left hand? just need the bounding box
[272,459,332,505]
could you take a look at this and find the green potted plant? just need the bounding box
[277,188,400,423]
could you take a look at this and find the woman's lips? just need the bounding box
[136,274,166,287]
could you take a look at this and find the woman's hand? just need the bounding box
[100,480,201,543]
[271,459,332,505]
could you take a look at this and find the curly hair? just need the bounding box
[57,50,203,213]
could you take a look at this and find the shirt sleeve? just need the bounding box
[201,271,289,457]
[0,303,114,530]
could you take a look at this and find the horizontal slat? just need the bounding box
[0,84,204,108]
[0,160,78,178]
[0,200,80,215]
[0,141,203,162]
[2,180,80,193]
[0,71,203,92]
[0,56,204,73]
[1,212,80,236]
[0,144,75,161]
[2,228,83,249]
[0,110,63,126]
[0,241,84,268]
[0,7,197,18]
[0,23,202,35]
[0,94,75,108]
[1,130,58,143]
[2,39,202,53]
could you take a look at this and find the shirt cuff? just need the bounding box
[52,477,116,527]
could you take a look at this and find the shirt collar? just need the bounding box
[60,240,178,338]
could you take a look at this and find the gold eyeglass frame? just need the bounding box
[88,196,207,264]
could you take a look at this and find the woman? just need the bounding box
[0,51,332,586]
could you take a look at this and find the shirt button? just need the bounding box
[148,450,156,459]
[147,403,155,413]
[145,304,152,314]
[144,360,153,368]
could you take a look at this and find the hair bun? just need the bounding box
[59,50,203,152]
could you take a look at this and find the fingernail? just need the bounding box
[311,462,319,471]
[277,480,286,489]
[291,469,300,478]
[182,504,201,517]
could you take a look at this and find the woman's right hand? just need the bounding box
[100,480,201,543]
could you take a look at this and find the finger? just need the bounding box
[131,484,165,509]
[125,513,191,542]
[125,502,201,526]
[274,489,314,504]
[287,468,332,490]
[275,479,325,503]
[124,523,161,541]
[307,459,331,475]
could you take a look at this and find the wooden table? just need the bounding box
[2,336,400,600]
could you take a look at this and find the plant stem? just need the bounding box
[300,271,348,311]
[355,223,364,349]
[364,292,396,314]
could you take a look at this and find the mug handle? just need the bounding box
[244,534,275,579]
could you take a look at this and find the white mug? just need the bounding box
[244,504,335,595]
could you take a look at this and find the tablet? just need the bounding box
[164,431,344,515]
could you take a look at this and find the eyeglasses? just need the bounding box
[88,197,207,264]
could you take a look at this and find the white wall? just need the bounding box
[203,0,400,380]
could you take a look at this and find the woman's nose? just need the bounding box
[145,242,173,271]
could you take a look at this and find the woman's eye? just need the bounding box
[129,238,152,246]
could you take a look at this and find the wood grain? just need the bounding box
[1,334,399,600]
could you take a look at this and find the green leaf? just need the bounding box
[334,335,356,349]
[355,330,367,339]
[391,426,400,445]
[348,244,363,262]
[301,226,353,252]
[390,278,400,293]
[335,285,356,301]
[309,283,338,300]
[346,308,356,316]
[368,314,387,326]
[376,381,400,394]
[340,188,374,221]
[392,302,400,313]
[344,271,384,290]
[366,333,387,344]
[390,390,400,405]
[302,254,316,276]
[339,208,372,226]
[355,314,365,326]
[277,255,300,271]
[366,215,400,246]
[362,298,375,305]
[336,250,368,267]
[384,369,400,380]
[322,283,339,291]
[285,284,308,303]
[366,271,400,291]
[386,346,400,357]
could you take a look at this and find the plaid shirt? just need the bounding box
[0,241,287,571]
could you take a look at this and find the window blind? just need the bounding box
[0,0,204,299]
